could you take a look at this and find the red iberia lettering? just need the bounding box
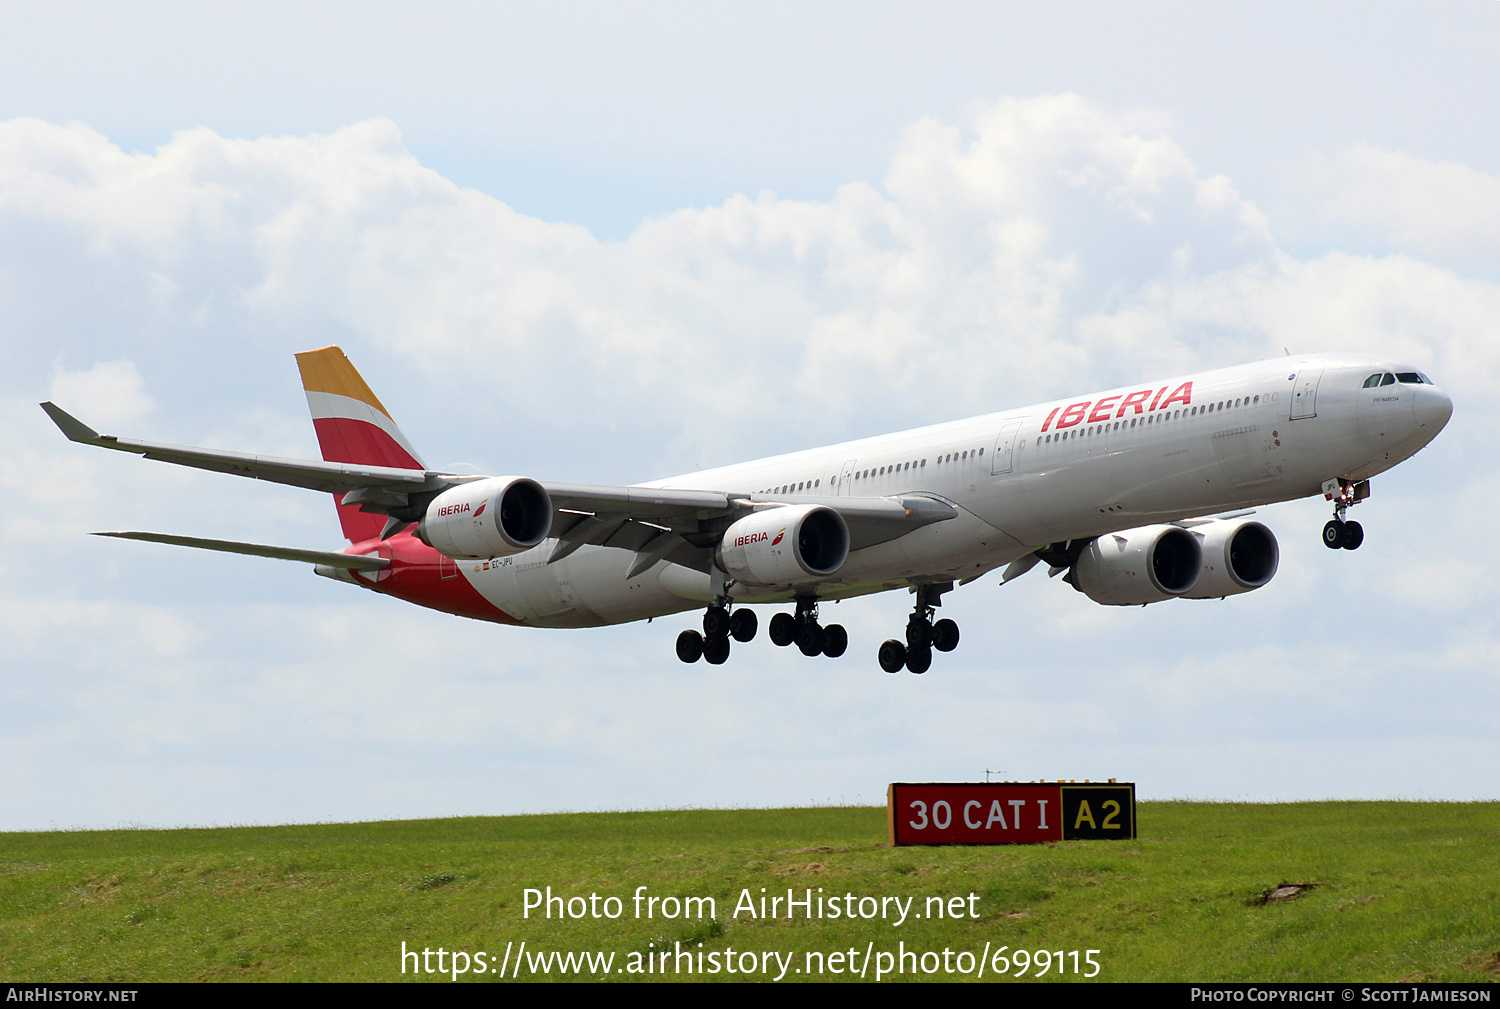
[1088,396,1121,423]
[1159,381,1193,410]
[1040,407,1061,432]
[1056,402,1090,429]
[1148,386,1170,411]
[1117,389,1152,416]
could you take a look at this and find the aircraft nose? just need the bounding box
[1413,383,1453,434]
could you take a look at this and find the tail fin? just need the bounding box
[296,346,427,542]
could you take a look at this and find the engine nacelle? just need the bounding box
[715,505,848,586]
[1182,519,1279,599]
[1073,524,1201,606]
[417,477,553,560]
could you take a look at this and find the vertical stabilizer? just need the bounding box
[295,346,426,542]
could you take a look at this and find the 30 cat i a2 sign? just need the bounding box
[888,782,1137,845]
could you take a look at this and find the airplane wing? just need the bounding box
[41,402,451,495]
[45,403,956,562]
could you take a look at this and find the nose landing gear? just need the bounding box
[879,582,959,674]
[1321,478,1369,550]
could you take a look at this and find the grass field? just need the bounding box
[2,802,1498,982]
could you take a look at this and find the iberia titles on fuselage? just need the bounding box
[43,348,1451,674]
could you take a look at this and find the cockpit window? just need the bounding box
[1363,373,1383,389]
[1396,372,1424,384]
[1380,373,1396,386]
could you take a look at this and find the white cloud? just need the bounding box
[48,358,154,427]
[1286,145,1500,269]
[1,97,1497,828]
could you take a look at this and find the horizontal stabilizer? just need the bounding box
[93,531,390,571]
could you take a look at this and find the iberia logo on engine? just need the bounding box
[772,527,786,546]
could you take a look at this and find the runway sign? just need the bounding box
[887,782,1136,845]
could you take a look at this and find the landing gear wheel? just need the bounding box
[878,639,907,674]
[703,606,731,638]
[905,644,933,675]
[769,612,797,647]
[730,608,758,642]
[932,619,960,653]
[675,629,704,663]
[822,623,848,658]
[1322,520,1346,549]
[1341,520,1364,550]
[906,618,933,650]
[797,623,827,657]
[703,634,731,665]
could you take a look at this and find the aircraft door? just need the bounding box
[990,421,1023,475]
[1289,367,1324,421]
[837,459,857,495]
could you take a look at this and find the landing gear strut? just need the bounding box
[879,582,959,674]
[769,597,847,659]
[1321,478,1369,551]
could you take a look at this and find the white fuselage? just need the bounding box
[460,353,1451,627]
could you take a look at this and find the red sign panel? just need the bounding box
[888,782,1136,846]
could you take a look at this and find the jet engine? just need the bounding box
[417,477,553,560]
[715,505,848,587]
[1073,524,1201,606]
[1182,519,1279,599]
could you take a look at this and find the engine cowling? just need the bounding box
[417,477,553,560]
[715,505,848,586]
[1182,519,1279,599]
[1073,524,1202,605]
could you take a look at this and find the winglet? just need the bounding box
[40,402,106,444]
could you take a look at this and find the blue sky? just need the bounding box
[1,3,1496,829]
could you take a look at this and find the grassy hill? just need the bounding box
[2,802,1498,982]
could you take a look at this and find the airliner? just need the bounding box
[42,347,1451,673]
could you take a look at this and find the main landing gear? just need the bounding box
[676,600,758,665]
[768,597,848,659]
[878,583,960,674]
[1321,478,1370,551]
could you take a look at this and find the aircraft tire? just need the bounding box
[730,608,758,642]
[704,634,731,665]
[676,630,704,663]
[1322,520,1346,549]
[703,606,731,639]
[769,612,797,647]
[906,618,933,649]
[878,639,907,673]
[1341,520,1364,550]
[822,623,848,658]
[905,644,933,675]
[932,618,960,652]
[797,623,826,657]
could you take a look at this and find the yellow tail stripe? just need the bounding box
[294,346,393,420]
